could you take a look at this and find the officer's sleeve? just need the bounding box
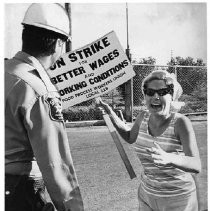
[24,93,84,211]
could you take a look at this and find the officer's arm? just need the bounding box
[24,95,84,211]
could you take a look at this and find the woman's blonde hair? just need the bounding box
[142,70,185,111]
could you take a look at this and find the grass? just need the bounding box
[67,120,207,211]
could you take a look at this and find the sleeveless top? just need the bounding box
[133,111,196,197]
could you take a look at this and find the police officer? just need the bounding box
[5,4,84,211]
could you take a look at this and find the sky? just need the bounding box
[71,2,207,65]
[4,2,207,65]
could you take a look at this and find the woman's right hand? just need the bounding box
[95,97,112,115]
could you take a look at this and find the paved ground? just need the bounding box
[67,121,207,211]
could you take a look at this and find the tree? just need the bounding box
[101,88,124,108]
[167,56,206,94]
[167,57,207,112]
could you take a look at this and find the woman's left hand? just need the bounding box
[148,142,172,166]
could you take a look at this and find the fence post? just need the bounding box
[125,49,133,122]
[174,65,177,78]
[64,3,72,52]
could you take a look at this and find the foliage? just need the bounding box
[63,56,207,121]
[63,106,103,121]
[167,56,206,66]
[167,56,206,94]
[166,56,207,113]
[132,56,156,65]
[101,88,124,107]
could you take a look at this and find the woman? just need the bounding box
[98,70,201,211]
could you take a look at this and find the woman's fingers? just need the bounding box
[147,147,161,155]
[95,98,108,109]
[95,97,101,104]
[151,154,161,160]
[153,141,162,150]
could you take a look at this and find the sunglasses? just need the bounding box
[143,87,173,97]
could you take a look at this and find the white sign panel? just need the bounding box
[47,31,136,109]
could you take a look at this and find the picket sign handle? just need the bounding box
[95,97,137,179]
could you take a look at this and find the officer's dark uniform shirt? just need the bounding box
[5,51,84,210]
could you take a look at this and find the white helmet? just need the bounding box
[22,3,71,39]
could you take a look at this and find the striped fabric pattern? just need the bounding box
[133,112,195,197]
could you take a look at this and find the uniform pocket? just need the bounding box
[5,174,22,197]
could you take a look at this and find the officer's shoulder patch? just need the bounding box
[45,94,64,121]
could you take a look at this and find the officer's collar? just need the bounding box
[14,51,56,92]
[15,51,45,72]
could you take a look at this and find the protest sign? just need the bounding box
[47,31,136,109]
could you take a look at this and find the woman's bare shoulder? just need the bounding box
[175,113,191,124]
[174,113,194,135]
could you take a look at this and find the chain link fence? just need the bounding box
[132,64,207,115]
[63,64,207,122]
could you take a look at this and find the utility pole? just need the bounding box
[171,50,173,62]
[65,3,72,52]
[171,49,177,78]
[125,3,133,122]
